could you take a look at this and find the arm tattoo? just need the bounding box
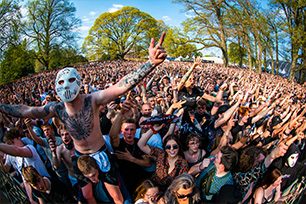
[0,102,56,119]
[31,102,56,118]
[118,62,154,89]
[0,104,24,118]
[43,102,57,116]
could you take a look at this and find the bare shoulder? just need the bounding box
[254,187,264,197]
[90,90,108,106]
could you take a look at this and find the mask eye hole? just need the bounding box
[58,80,64,85]
[69,78,76,83]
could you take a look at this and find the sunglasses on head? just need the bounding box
[176,191,194,199]
[165,144,179,150]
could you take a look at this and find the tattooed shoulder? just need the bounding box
[28,102,57,118]
[53,102,67,119]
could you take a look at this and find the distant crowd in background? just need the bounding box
[0,59,305,204]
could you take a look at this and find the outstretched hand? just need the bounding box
[193,56,202,67]
[149,32,167,66]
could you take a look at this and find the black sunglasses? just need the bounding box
[165,144,179,150]
[176,191,194,199]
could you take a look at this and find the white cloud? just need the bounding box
[82,16,90,22]
[113,4,124,9]
[77,25,91,32]
[184,10,194,18]
[89,11,97,16]
[162,16,172,22]
[108,4,123,13]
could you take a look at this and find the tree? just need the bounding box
[231,0,270,73]
[226,2,255,69]
[25,0,80,70]
[0,0,21,59]
[163,27,198,58]
[273,0,305,81]
[0,40,35,84]
[228,42,247,65]
[175,0,230,66]
[83,6,162,60]
[49,46,87,68]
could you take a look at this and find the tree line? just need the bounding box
[0,0,305,84]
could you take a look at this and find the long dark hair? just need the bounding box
[259,167,282,189]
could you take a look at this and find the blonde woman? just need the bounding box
[159,173,200,204]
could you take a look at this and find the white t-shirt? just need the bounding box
[5,144,49,178]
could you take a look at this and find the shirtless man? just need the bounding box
[0,33,166,203]
[0,32,166,156]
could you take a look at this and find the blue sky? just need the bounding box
[72,0,188,44]
[71,0,221,56]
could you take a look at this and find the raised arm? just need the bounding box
[177,57,201,91]
[251,104,274,124]
[264,141,288,168]
[24,119,44,146]
[93,33,167,105]
[109,112,124,148]
[0,144,32,158]
[137,128,154,155]
[214,99,241,128]
[0,102,56,119]
[109,100,135,148]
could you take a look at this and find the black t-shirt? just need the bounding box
[100,112,112,135]
[231,117,253,141]
[91,169,120,203]
[32,177,74,203]
[201,115,224,153]
[114,138,148,192]
[195,111,210,124]
[72,148,119,188]
[179,86,203,109]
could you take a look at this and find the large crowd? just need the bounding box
[0,40,305,204]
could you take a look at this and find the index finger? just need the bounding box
[157,32,166,47]
[180,100,186,104]
[126,91,131,100]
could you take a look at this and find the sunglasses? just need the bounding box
[165,144,179,150]
[176,191,194,199]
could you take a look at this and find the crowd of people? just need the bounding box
[0,34,305,204]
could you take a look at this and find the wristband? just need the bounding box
[150,126,158,134]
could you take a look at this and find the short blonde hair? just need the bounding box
[41,124,52,130]
[77,155,98,174]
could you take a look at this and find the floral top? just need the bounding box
[150,147,189,188]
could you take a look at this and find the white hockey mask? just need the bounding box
[287,153,299,168]
[55,67,81,102]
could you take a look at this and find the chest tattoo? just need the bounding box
[55,96,94,140]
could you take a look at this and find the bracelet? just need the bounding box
[150,126,158,134]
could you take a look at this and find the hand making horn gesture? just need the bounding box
[149,32,167,66]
